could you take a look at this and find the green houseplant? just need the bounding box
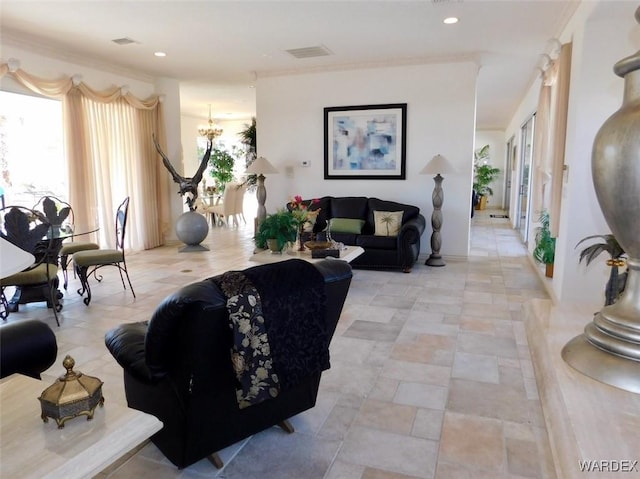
[208,148,236,191]
[238,117,257,190]
[576,234,627,305]
[255,210,297,252]
[473,145,500,210]
[533,209,556,277]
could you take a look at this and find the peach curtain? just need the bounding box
[0,63,168,250]
[549,43,572,237]
[530,42,572,238]
[532,79,551,216]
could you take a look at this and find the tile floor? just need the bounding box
[3,208,555,479]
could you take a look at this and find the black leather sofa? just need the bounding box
[299,196,426,272]
[0,320,58,379]
[105,259,353,469]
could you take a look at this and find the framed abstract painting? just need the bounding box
[324,103,407,180]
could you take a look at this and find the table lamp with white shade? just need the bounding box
[245,156,278,226]
[420,154,456,267]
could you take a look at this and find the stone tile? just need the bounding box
[362,467,424,479]
[354,398,417,435]
[447,378,529,423]
[457,331,519,359]
[391,342,454,367]
[368,376,400,401]
[411,408,444,440]
[434,461,503,479]
[451,351,499,384]
[343,320,402,342]
[353,305,398,323]
[220,428,341,479]
[506,437,543,478]
[317,404,360,440]
[330,336,377,364]
[325,460,366,479]
[338,426,438,478]
[499,365,526,389]
[439,411,505,473]
[370,295,416,310]
[381,359,450,387]
[394,382,448,410]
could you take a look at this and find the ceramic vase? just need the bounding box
[562,7,640,394]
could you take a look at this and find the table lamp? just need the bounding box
[245,156,278,225]
[420,154,456,267]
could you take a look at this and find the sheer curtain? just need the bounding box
[1,62,169,250]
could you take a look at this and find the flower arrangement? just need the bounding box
[287,195,320,250]
[287,195,320,226]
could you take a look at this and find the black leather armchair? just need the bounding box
[0,320,57,379]
[105,259,352,469]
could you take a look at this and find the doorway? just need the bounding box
[516,114,535,244]
[504,135,515,214]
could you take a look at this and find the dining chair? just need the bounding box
[233,182,247,224]
[209,183,239,227]
[0,206,61,326]
[33,196,99,290]
[195,197,214,227]
[72,197,135,306]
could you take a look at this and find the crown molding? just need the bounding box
[256,53,480,79]
[2,29,155,83]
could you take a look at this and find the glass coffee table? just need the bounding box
[250,245,364,265]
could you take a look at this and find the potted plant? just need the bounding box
[207,147,236,191]
[576,234,627,305]
[473,144,500,210]
[533,209,556,277]
[255,210,297,252]
[238,117,257,190]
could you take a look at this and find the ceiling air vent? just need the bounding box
[285,45,332,59]
[112,37,138,46]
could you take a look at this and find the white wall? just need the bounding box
[553,2,638,303]
[256,62,478,257]
[474,130,506,209]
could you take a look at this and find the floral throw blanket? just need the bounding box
[213,260,328,409]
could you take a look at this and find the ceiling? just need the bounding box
[1,1,582,130]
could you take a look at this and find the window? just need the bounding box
[0,91,66,207]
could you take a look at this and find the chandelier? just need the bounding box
[198,104,223,140]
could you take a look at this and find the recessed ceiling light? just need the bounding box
[443,17,459,24]
[154,51,166,57]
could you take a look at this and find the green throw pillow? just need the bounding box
[329,218,365,234]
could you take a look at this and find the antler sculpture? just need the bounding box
[153,134,212,211]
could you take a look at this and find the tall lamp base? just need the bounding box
[426,173,445,267]
[425,254,445,267]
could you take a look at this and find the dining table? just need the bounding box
[4,222,100,313]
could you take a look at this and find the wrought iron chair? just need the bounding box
[0,206,61,325]
[72,197,135,306]
[33,196,99,290]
